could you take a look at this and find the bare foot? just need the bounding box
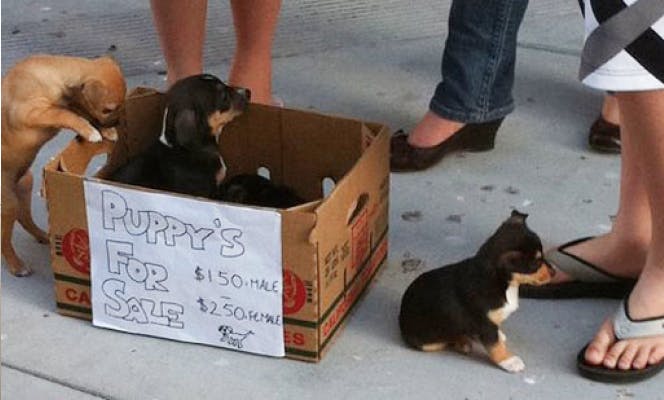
[407,111,464,148]
[228,55,273,105]
[585,266,664,370]
[548,233,648,285]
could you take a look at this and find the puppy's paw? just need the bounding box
[452,339,473,355]
[101,127,119,141]
[499,356,525,373]
[85,127,103,143]
[8,261,32,277]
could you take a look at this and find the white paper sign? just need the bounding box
[84,180,284,357]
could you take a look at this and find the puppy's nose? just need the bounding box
[231,88,251,111]
[236,88,251,101]
[543,260,556,277]
[98,115,120,128]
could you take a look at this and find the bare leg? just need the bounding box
[554,94,650,283]
[227,0,281,105]
[16,172,48,244]
[585,90,664,370]
[150,0,207,85]
[601,94,620,125]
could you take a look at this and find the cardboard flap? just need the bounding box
[55,140,114,175]
[100,89,165,177]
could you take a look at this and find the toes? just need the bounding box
[547,268,572,284]
[609,341,664,370]
[585,319,614,365]
[603,340,628,369]
[617,343,639,370]
[633,346,652,370]
[649,345,664,366]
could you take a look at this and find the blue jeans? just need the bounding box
[430,0,529,123]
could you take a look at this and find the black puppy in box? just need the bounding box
[216,174,305,208]
[399,211,554,372]
[110,74,249,198]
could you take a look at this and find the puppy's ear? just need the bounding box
[508,209,528,224]
[497,250,526,271]
[172,108,197,147]
[81,79,109,103]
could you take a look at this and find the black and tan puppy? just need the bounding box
[215,174,304,208]
[2,55,126,276]
[110,74,249,198]
[399,211,553,372]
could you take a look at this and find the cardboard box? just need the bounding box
[43,88,390,361]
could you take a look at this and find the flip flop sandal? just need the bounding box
[519,237,636,299]
[577,299,664,383]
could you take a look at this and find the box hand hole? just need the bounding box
[347,193,369,226]
[322,177,335,198]
[257,166,271,180]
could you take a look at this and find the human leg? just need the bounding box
[409,0,529,147]
[601,95,620,125]
[150,0,207,85]
[522,90,650,298]
[551,93,651,283]
[391,0,528,172]
[583,90,664,373]
[227,0,281,105]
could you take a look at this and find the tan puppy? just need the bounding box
[1,55,126,276]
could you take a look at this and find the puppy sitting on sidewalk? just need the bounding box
[399,211,553,372]
[1,55,126,276]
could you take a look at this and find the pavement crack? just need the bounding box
[516,41,581,57]
[2,361,117,400]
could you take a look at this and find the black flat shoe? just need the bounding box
[588,116,621,153]
[390,118,504,172]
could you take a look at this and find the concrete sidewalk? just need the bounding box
[2,1,662,399]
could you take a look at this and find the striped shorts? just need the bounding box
[580,0,664,91]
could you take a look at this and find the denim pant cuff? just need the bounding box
[429,97,515,124]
